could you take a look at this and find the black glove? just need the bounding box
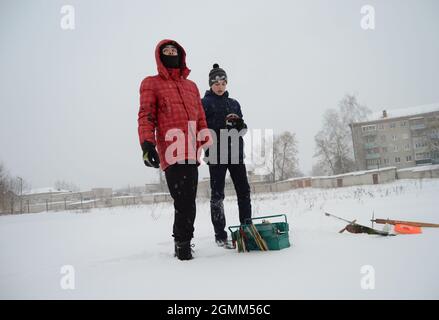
[141,141,160,168]
[235,118,247,131]
[225,113,247,131]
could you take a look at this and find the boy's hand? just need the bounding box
[226,113,247,131]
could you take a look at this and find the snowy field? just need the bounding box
[1,179,439,300]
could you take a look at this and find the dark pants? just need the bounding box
[165,164,198,242]
[209,163,252,241]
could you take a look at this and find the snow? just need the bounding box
[23,187,72,195]
[285,176,312,182]
[397,164,439,172]
[68,199,96,205]
[112,195,136,199]
[1,179,439,299]
[312,167,396,179]
[366,103,439,122]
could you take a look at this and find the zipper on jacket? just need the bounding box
[174,80,190,121]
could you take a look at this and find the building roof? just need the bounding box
[365,103,439,123]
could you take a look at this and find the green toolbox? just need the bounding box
[228,214,291,251]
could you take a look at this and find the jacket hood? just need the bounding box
[155,39,191,80]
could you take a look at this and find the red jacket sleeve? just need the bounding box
[138,77,157,146]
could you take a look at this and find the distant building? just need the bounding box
[350,104,439,170]
[144,183,167,194]
[247,169,271,183]
[20,187,113,213]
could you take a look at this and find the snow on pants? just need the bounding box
[209,163,252,241]
[164,163,198,242]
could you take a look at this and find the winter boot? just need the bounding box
[174,240,193,260]
[215,237,235,249]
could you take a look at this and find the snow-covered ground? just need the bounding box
[1,179,439,299]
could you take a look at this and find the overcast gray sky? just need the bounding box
[1,0,438,190]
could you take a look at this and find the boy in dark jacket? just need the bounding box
[202,64,252,247]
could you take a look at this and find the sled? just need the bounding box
[325,212,396,236]
[371,218,439,228]
[344,223,395,236]
[228,214,291,252]
[394,224,422,235]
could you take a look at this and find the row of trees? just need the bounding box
[54,180,80,192]
[1,162,81,214]
[254,94,370,181]
[0,162,30,213]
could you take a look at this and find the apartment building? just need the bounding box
[350,104,439,170]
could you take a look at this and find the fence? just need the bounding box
[2,165,438,215]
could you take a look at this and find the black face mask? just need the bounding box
[161,54,180,69]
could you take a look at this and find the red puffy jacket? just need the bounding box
[138,39,211,170]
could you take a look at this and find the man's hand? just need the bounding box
[141,141,160,168]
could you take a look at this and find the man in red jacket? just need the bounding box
[138,39,211,260]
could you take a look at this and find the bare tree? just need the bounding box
[313,131,335,175]
[313,94,370,175]
[314,109,353,175]
[273,131,299,181]
[54,180,79,192]
[0,163,30,214]
[339,93,372,153]
[339,94,372,127]
[251,133,275,182]
[0,163,8,213]
[0,163,6,189]
[0,163,17,213]
[311,162,328,177]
